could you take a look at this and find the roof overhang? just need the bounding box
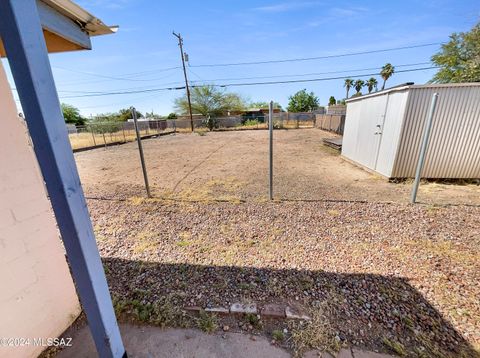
[345,83,414,103]
[0,0,117,56]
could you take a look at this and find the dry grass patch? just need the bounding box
[132,231,159,254]
[289,306,340,357]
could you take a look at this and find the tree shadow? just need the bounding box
[102,258,478,357]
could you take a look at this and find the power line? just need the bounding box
[51,42,440,84]
[190,43,441,67]
[55,70,181,87]
[11,80,186,94]
[192,66,438,88]
[189,62,433,84]
[58,65,438,99]
[52,65,182,83]
[187,67,205,81]
[49,61,431,95]
[60,86,183,99]
[75,92,163,110]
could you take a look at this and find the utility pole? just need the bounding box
[173,31,194,132]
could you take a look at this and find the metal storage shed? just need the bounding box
[341,83,480,179]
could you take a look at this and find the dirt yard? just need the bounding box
[75,128,480,205]
[73,129,480,357]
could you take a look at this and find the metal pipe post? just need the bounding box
[269,101,274,200]
[132,107,151,198]
[411,93,439,203]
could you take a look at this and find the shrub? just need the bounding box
[243,119,259,127]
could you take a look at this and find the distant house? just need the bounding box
[242,107,281,123]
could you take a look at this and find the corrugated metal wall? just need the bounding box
[392,84,480,178]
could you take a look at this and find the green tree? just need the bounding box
[92,112,118,122]
[250,101,283,110]
[174,85,246,119]
[431,22,480,83]
[344,78,354,99]
[286,89,319,112]
[380,63,395,90]
[61,103,85,126]
[354,79,365,95]
[328,96,336,105]
[167,112,177,119]
[366,77,378,94]
[117,108,143,121]
[86,113,122,134]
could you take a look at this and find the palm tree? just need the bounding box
[380,63,395,90]
[366,77,378,94]
[354,79,365,95]
[344,78,354,99]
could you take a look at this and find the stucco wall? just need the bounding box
[0,61,80,357]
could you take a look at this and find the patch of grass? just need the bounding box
[289,307,339,356]
[298,273,315,290]
[243,119,259,127]
[112,295,186,328]
[273,119,284,129]
[128,196,146,206]
[272,329,285,342]
[327,209,340,216]
[133,231,158,254]
[245,313,262,329]
[196,310,218,333]
[176,240,191,247]
[239,282,253,290]
[425,205,442,214]
[383,337,406,356]
[401,315,414,329]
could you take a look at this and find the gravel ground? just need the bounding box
[74,129,480,357]
[89,196,479,357]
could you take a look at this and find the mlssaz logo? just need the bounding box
[33,337,73,347]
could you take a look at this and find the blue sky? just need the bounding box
[4,0,479,116]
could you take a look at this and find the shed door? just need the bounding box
[354,95,388,170]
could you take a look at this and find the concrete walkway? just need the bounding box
[57,324,395,358]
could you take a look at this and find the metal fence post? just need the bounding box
[90,128,96,146]
[269,101,274,200]
[411,93,439,204]
[122,125,126,142]
[102,132,107,148]
[132,107,151,198]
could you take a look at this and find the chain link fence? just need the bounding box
[172,112,317,131]
[68,113,320,151]
[69,120,174,151]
